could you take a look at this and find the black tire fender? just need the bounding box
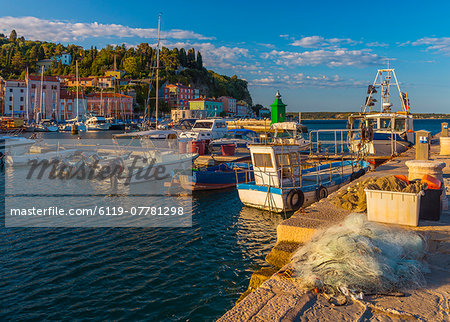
[286,189,304,211]
[316,186,328,201]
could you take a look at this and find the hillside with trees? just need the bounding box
[0,30,252,113]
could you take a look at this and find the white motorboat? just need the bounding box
[179,119,228,141]
[85,116,110,131]
[0,135,36,155]
[35,120,59,132]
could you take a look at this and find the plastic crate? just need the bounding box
[365,189,424,226]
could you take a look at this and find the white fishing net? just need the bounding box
[292,214,428,294]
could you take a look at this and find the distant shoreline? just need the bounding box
[299,117,450,121]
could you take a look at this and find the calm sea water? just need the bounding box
[1,119,448,321]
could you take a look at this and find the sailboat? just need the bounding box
[347,67,414,157]
[60,61,87,132]
[34,66,58,132]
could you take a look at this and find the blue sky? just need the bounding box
[1,0,450,113]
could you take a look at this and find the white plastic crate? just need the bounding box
[365,189,424,226]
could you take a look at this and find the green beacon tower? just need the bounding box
[270,90,286,124]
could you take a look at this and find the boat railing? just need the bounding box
[240,154,353,190]
[308,128,361,155]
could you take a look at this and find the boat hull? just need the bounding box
[237,160,369,212]
[181,163,254,191]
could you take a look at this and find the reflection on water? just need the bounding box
[3,119,448,319]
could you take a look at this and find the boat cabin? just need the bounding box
[250,144,302,188]
[180,119,228,140]
[348,113,413,134]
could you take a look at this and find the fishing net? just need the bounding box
[292,214,428,295]
[334,176,427,212]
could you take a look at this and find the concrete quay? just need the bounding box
[220,137,450,321]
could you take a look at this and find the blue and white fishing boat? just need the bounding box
[178,162,254,191]
[237,144,369,212]
[348,68,414,156]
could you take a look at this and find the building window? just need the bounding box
[20,106,23,111]
[9,97,12,101]
[9,88,12,92]
[20,89,24,93]
[43,85,46,90]
[9,105,12,110]
[20,97,24,101]
[31,84,36,89]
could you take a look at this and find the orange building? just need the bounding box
[86,92,133,119]
[59,90,86,120]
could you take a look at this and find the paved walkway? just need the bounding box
[220,137,450,321]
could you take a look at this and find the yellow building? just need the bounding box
[105,70,126,80]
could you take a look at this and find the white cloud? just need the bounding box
[290,36,357,48]
[249,72,362,88]
[0,16,213,42]
[412,37,450,55]
[366,41,388,47]
[157,41,249,70]
[263,49,382,67]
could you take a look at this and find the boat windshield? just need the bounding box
[275,130,305,139]
[175,119,196,130]
[394,119,406,131]
[193,121,213,129]
[379,118,392,130]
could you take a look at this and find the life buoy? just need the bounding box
[316,186,328,201]
[286,189,304,211]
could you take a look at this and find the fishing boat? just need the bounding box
[347,68,414,157]
[237,144,369,212]
[177,162,254,191]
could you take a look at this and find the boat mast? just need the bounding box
[25,68,29,123]
[155,13,161,129]
[76,60,79,121]
[39,65,44,122]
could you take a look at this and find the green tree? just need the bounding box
[123,56,141,77]
[196,51,203,69]
[9,30,17,42]
[251,104,264,117]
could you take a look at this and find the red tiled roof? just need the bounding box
[166,83,193,89]
[28,75,59,82]
[87,92,132,99]
[60,90,85,99]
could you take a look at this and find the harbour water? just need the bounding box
[1,119,448,320]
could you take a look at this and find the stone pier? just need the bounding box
[219,134,450,321]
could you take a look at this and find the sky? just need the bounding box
[1,0,450,113]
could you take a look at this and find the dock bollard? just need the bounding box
[415,130,431,160]
[440,137,450,156]
[405,160,446,183]
[442,122,448,137]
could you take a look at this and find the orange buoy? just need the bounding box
[421,174,441,190]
